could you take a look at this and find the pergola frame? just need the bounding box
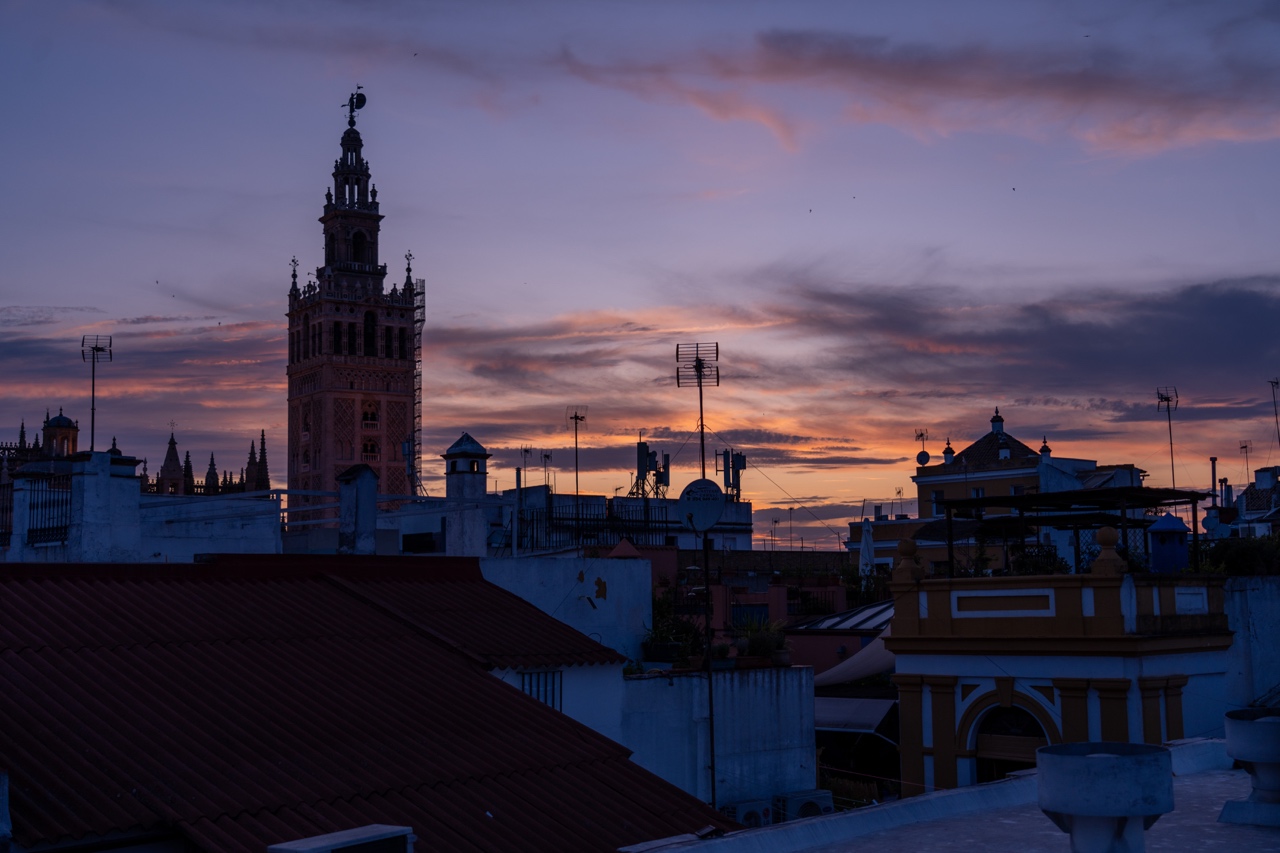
[933,486,1214,576]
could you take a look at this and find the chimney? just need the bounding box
[1210,457,1218,507]
[1257,467,1277,491]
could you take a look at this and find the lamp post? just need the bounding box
[81,336,112,451]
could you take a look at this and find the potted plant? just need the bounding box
[711,643,735,670]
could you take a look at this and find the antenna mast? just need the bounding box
[81,336,112,451]
[566,407,587,545]
[1241,440,1253,478]
[676,342,720,477]
[1270,378,1280,454]
[1157,387,1179,489]
[914,428,930,466]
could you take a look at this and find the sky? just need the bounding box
[3,0,1280,548]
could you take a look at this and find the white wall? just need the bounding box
[621,667,816,805]
[481,556,652,661]
[492,663,626,745]
[138,493,281,561]
[3,452,279,563]
[1224,576,1280,708]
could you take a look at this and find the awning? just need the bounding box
[814,697,896,734]
[812,625,895,687]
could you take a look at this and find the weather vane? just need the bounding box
[344,86,366,128]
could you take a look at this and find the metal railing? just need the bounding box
[26,474,72,545]
[519,499,672,551]
[0,481,12,547]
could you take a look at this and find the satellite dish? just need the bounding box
[677,478,725,532]
[916,450,931,466]
[354,92,367,110]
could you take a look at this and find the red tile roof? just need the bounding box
[0,557,727,851]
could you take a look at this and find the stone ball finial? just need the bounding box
[1090,526,1126,576]
[892,537,927,583]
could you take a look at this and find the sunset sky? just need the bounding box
[4,0,1280,547]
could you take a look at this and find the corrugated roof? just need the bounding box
[0,557,726,851]
[790,599,895,633]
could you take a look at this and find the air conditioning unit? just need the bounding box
[720,799,772,827]
[267,824,416,853]
[772,789,834,823]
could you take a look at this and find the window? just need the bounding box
[333,321,343,353]
[363,311,377,356]
[1011,484,1025,496]
[347,322,357,355]
[520,670,562,711]
[932,490,945,516]
[970,487,985,499]
[398,327,408,360]
[352,231,368,264]
[362,402,379,428]
[362,439,380,462]
[383,326,392,359]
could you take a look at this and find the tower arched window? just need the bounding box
[383,326,392,359]
[333,321,343,354]
[302,314,310,359]
[362,439,380,462]
[363,311,377,356]
[352,231,368,265]
[398,327,408,360]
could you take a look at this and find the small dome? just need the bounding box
[45,407,76,429]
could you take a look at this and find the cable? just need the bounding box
[705,426,848,543]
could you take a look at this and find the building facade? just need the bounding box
[286,95,416,516]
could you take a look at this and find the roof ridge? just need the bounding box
[320,573,492,667]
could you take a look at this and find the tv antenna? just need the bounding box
[81,335,112,451]
[1241,440,1253,476]
[1157,386,1178,489]
[914,429,930,466]
[1270,378,1280,453]
[541,450,553,488]
[565,407,587,497]
[568,407,586,545]
[676,342,720,477]
[518,445,534,490]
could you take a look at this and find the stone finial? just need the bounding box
[1089,526,1128,576]
[892,538,927,582]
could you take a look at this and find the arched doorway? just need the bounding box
[975,705,1047,782]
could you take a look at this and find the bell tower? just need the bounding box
[286,90,417,520]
